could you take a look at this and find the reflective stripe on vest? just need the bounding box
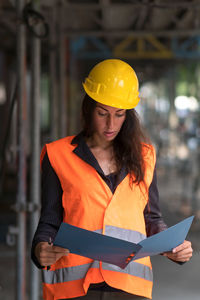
[102,262,153,282]
[42,226,152,284]
[42,261,100,284]
[105,225,146,243]
[42,260,153,285]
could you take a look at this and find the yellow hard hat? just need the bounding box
[82,59,140,109]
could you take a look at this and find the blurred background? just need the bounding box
[0,0,200,299]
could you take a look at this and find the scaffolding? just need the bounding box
[0,1,200,300]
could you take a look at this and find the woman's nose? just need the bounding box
[107,115,114,128]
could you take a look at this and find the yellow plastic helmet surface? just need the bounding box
[82,59,140,109]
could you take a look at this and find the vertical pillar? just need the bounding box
[58,0,67,137]
[49,8,59,140]
[16,0,27,299]
[168,69,177,150]
[29,1,41,300]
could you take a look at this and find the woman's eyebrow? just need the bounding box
[96,105,108,111]
[96,105,124,112]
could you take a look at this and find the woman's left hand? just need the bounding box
[162,240,193,262]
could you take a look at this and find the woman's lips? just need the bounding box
[104,131,115,137]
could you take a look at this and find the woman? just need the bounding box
[32,59,193,300]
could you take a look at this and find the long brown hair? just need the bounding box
[81,94,150,185]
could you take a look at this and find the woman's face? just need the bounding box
[92,103,126,143]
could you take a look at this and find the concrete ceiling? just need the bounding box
[48,0,200,36]
[0,0,200,55]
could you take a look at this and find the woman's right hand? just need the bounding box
[35,242,69,267]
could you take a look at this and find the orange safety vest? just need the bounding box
[41,136,156,300]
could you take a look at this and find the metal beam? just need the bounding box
[71,35,200,60]
[61,2,200,10]
[63,29,200,38]
[113,36,173,59]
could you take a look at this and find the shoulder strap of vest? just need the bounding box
[40,136,75,169]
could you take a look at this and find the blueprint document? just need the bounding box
[54,216,194,269]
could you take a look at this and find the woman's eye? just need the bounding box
[116,113,125,118]
[98,111,107,116]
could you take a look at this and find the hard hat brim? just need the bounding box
[83,82,140,110]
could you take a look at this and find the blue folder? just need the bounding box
[54,216,194,269]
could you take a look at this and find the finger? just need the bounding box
[172,240,191,253]
[173,245,193,256]
[172,250,193,259]
[166,248,193,262]
[51,246,70,253]
[40,250,69,262]
[163,241,192,255]
[170,254,192,262]
[40,243,69,255]
[39,251,69,266]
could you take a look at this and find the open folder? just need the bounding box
[54,216,194,269]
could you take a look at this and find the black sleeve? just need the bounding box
[144,166,168,237]
[31,152,63,268]
[144,167,186,265]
